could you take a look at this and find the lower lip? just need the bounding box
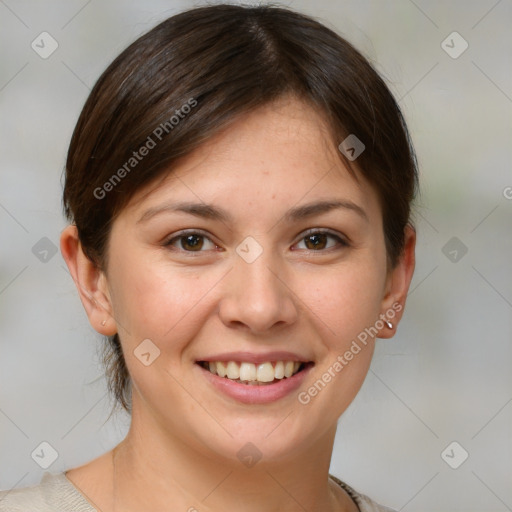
[196,363,314,404]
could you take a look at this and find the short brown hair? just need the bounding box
[62,4,418,414]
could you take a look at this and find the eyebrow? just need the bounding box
[137,198,369,224]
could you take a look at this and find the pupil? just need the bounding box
[306,234,327,250]
[183,235,203,251]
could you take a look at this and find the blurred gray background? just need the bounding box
[1,1,511,510]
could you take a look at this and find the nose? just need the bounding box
[218,247,299,334]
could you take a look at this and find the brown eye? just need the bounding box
[180,234,204,251]
[304,233,328,250]
[164,231,216,252]
[295,230,347,251]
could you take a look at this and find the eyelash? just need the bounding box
[163,228,349,255]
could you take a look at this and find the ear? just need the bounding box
[60,225,117,336]
[378,224,416,338]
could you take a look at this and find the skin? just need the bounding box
[61,95,415,512]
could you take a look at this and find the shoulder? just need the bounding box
[0,472,96,512]
[329,474,397,512]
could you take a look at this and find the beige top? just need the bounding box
[0,472,396,512]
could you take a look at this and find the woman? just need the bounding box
[0,4,416,511]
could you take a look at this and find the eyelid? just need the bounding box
[298,227,348,241]
[165,228,211,240]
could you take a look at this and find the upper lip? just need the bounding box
[196,351,313,365]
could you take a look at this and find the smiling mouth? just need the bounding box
[197,360,312,385]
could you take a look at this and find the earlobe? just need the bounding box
[378,224,416,339]
[60,225,117,336]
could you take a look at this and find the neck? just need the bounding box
[110,406,356,512]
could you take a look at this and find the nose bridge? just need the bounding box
[218,236,297,332]
[238,246,280,297]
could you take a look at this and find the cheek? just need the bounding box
[108,251,219,346]
[296,257,387,343]
[107,259,221,400]
[295,263,385,418]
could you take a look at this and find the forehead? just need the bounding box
[122,96,380,223]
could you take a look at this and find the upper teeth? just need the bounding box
[205,361,302,382]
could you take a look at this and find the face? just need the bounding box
[74,96,411,464]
